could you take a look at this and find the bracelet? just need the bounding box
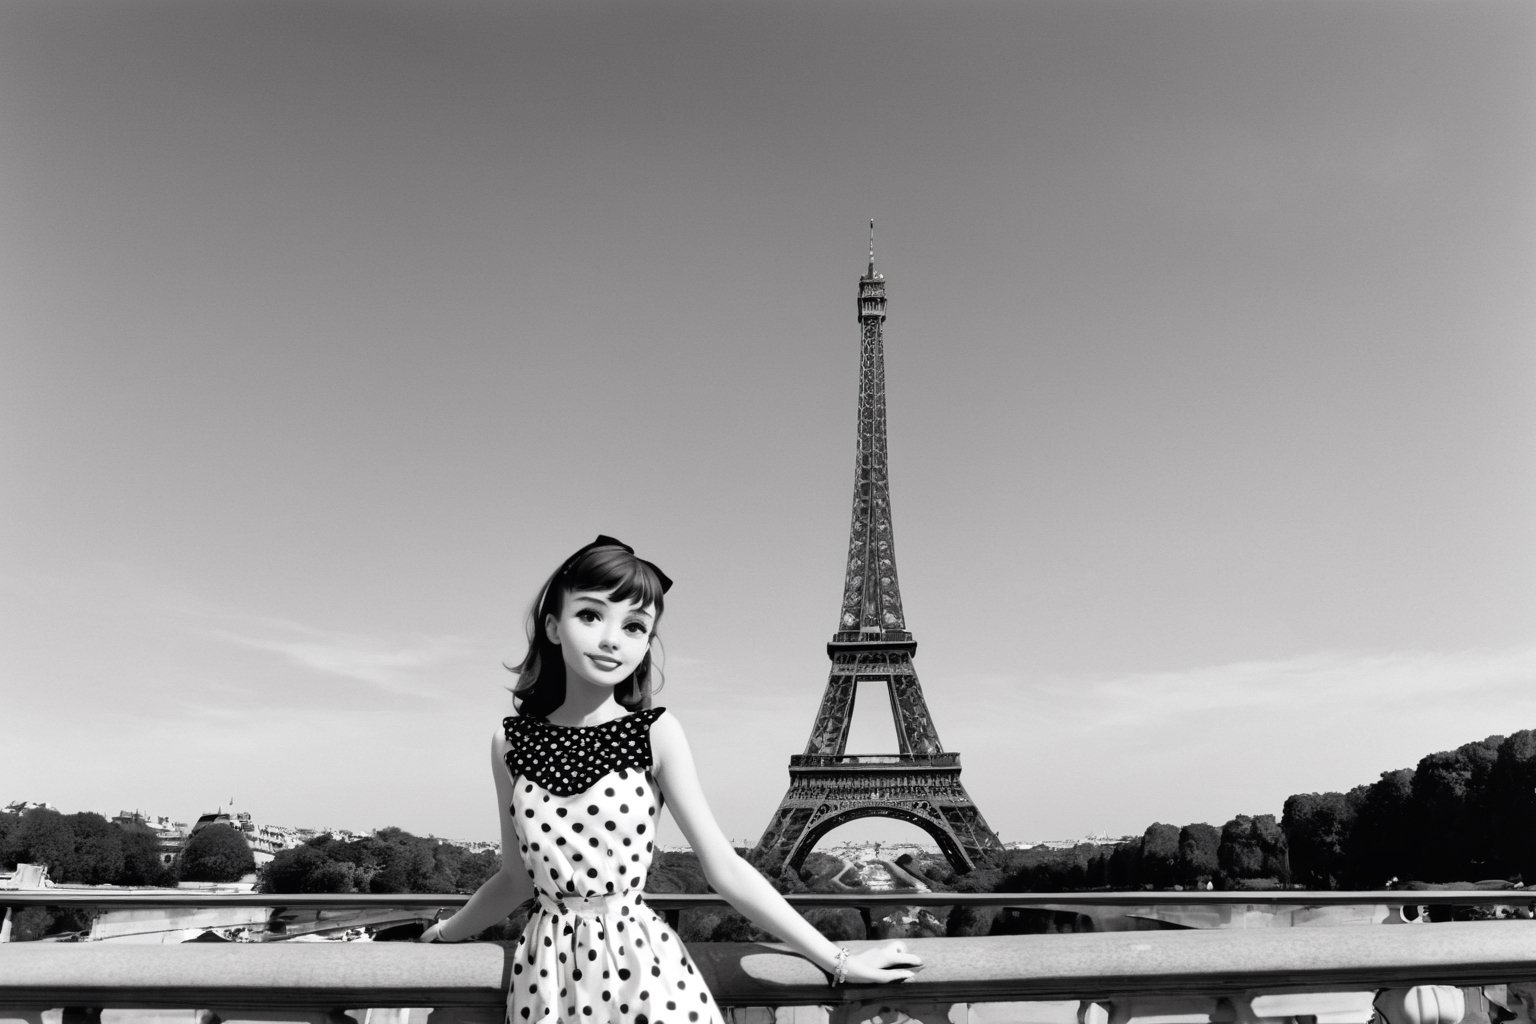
[831,946,850,985]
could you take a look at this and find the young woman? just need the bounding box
[420,536,919,1023]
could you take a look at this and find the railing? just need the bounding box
[4,892,1535,1024]
[11,889,1524,934]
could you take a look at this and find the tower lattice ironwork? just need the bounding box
[750,225,1004,876]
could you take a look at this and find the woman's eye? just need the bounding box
[625,622,648,635]
[575,609,599,623]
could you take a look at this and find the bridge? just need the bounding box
[4,890,1535,1024]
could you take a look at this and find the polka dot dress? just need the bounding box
[503,708,725,1024]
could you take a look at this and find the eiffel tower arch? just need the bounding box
[751,226,1004,877]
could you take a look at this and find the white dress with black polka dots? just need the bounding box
[503,707,725,1024]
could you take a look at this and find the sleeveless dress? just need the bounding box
[502,707,726,1024]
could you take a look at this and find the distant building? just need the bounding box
[113,810,190,866]
[1033,834,1136,850]
[10,800,497,862]
[4,800,58,815]
[188,809,296,866]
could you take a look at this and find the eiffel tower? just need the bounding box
[751,225,1004,876]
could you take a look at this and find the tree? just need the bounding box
[1177,823,1220,888]
[261,844,342,893]
[647,850,710,893]
[428,839,469,891]
[0,811,19,865]
[3,810,133,885]
[64,812,124,885]
[4,808,76,880]
[1215,815,1286,887]
[1409,736,1502,881]
[360,832,450,893]
[1218,816,1262,885]
[305,859,359,893]
[1251,814,1289,884]
[1345,768,1415,886]
[1486,730,1536,881]
[260,829,504,895]
[116,825,177,887]
[1106,841,1140,889]
[179,824,255,882]
[1282,792,1354,889]
[452,848,500,893]
[1138,823,1180,889]
[997,845,1089,892]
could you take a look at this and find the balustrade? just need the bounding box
[3,893,1534,1024]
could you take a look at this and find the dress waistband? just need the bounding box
[536,890,641,919]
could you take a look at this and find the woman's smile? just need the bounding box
[546,589,656,689]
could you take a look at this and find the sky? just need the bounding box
[3,0,1534,851]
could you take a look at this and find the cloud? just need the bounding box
[0,563,497,703]
[204,617,482,697]
[1120,645,1532,713]
[941,644,1536,839]
[958,643,1536,734]
[50,572,498,697]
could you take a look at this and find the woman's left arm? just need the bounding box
[650,711,920,985]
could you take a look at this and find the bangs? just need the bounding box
[564,546,667,611]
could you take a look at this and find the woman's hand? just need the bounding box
[840,941,923,984]
[417,920,451,943]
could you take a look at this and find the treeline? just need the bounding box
[258,827,499,895]
[0,807,264,941]
[0,807,257,887]
[952,820,1279,893]
[1284,729,1536,888]
[968,728,1536,892]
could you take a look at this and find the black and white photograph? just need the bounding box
[3,0,1534,1020]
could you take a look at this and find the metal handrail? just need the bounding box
[0,888,1527,910]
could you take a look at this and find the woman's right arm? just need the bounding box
[420,729,535,942]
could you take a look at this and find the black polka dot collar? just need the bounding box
[504,707,666,797]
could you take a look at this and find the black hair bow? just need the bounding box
[559,535,673,594]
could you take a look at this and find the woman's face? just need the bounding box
[545,589,656,690]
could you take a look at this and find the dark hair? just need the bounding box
[510,542,668,718]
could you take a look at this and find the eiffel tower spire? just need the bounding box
[838,218,911,643]
[750,229,1004,876]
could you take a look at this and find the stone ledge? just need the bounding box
[2,923,1536,1012]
